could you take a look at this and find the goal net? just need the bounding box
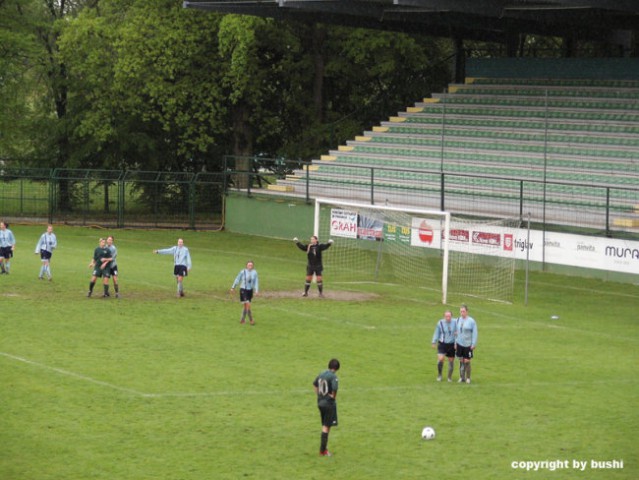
[314,198,521,304]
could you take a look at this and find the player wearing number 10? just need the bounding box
[313,358,340,457]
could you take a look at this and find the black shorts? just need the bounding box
[456,345,474,360]
[110,265,118,277]
[437,342,456,358]
[174,265,188,277]
[40,249,53,260]
[92,267,111,278]
[318,403,338,428]
[306,265,323,276]
[239,288,253,303]
[0,246,13,259]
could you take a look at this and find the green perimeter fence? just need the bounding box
[1,161,638,239]
[0,168,225,229]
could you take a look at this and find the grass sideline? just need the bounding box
[1,225,637,480]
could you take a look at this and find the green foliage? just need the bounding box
[3,1,452,171]
[1,226,637,479]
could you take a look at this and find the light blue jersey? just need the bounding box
[431,318,458,344]
[231,268,259,292]
[35,232,57,253]
[157,245,192,269]
[456,316,478,348]
[0,228,15,248]
[108,244,118,268]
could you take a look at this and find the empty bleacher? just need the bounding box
[269,75,639,231]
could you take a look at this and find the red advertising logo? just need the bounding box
[449,229,470,242]
[418,221,434,244]
[503,234,513,251]
[472,231,501,247]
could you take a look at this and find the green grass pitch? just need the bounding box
[1,225,637,479]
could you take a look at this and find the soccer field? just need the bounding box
[1,225,637,480]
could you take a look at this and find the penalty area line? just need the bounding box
[0,351,147,397]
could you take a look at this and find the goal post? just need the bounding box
[314,198,451,304]
[314,198,522,304]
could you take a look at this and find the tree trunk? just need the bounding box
[232,101,253,189]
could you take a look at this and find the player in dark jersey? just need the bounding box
[294,235,333,297]
[313,358,340,456]
[88,238,113,298]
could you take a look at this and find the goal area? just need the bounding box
[314,198,521,304]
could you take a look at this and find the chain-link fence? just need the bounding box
[0,168,225,229]
[0,162,637,238]
[224,156,639,240]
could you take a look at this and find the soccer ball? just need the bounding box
[421,426,436,440]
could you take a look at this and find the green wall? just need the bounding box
[225,193,314,239]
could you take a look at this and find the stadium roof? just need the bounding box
[182,1,639,44]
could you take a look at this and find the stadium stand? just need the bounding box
[269,75,639,231]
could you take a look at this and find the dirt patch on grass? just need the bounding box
[261,290,378,301]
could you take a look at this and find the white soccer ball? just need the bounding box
[421,426,436,440]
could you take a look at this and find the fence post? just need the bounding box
[440,173,445,212]
[48,169,55,224]
[118,171,125,228]
[605,187,611,237]
[305,163,310,203]
[189,177,196,230]
[370,168,375,205]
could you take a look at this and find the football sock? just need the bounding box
[89,281,95,292]
[465,363,471,380]
[248,310,253,321]
[40,265,45,277]
[437,361,443,376]
[317,281,323,294]
[104,284,109,295]
[0,263,4,273]
[448,362,454,380]
[241,311,246,321]
[304,282,311,294]
[320,432,329,452]
[5,261,9,273]
[459,363,466,381]
[114,284,119,293]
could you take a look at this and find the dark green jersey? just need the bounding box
[313,369,339,406]
[93,246,111,264]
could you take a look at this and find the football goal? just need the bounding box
[314,198,521,304]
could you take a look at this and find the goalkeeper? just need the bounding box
[294,235,333,297]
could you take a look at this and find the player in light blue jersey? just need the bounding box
[0,221,16,274]
[230,260,259,325]
[35,224,57,280]
[455,304,478,384]
[106,236,120,298]
[431,310,458,382]
[154,238,192,298]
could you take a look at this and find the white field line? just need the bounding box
[2,349,625,399]
[0,351,147,397]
